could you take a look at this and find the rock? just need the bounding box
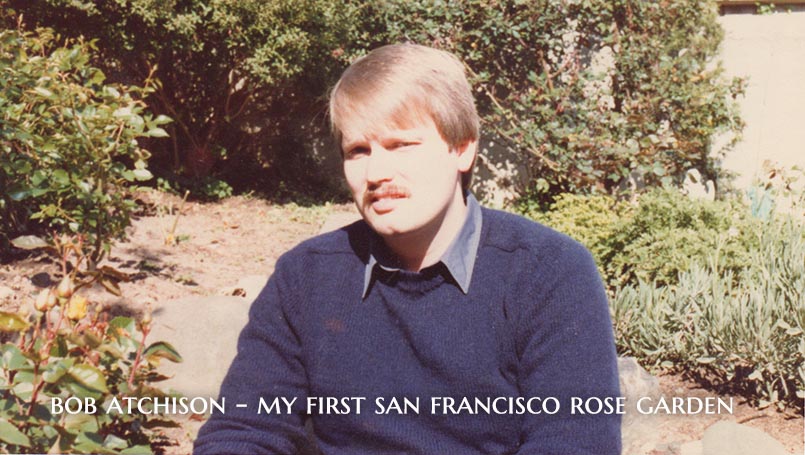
[149,296,251,398]
[701,421,789,455]
[618,357,662,455]
[618,357,661,403]
[679,440,704,455]
[683,169,715,201]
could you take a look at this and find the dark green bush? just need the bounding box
[4,0,357,194]
[519,192,630,280]
[7,0,742,202]
[0,27,168,262]
[349,0,743,203]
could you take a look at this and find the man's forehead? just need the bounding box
[340,116,435,147]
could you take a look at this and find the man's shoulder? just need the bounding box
[279,218,370,266]
[480,206,593,264]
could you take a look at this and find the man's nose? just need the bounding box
[365,146,394,186]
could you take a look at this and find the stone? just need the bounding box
[618,357,661,403]
[149,296,251,398]
[701,421,789,455]
[618,357,663,455]
[679,440,704,455]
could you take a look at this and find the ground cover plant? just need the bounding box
[0,235,182,453]
[526,187,804,412]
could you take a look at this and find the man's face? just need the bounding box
[341,116,475,239]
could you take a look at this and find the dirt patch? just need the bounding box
[649,373,803,454]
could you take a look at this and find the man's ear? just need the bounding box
[455,139,478,173]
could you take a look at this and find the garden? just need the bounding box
[0,0,802,453]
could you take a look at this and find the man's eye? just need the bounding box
[345,147,369,158]
[391,141,418,150]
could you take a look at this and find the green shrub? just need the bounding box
[6,0,357,190]
[0,236,181,453]
[612,216,805,411]
[519,193,630,279]
[10,0,742,201]
[607,189,761,287]
[351,0,743,202]
[523,189,760,289]
[0,27,169,262]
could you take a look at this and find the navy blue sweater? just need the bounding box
[194,208,621,454]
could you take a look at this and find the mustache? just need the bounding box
[365,185,411,203]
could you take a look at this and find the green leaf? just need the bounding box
[11,235,49,250]
[42,358,75,384]
[74,431,115,454]
[34,87,53,98]
[65,380,103,401]
[145,127,169,138]
[0,312,29,332]
[696,356,716,364]
[67,364,109,393]
[121,444,154,454]
[1,344,29,370]
[52,169,69,186]
[108,317,135,336]
[103,434,127,450]
[143,341,183,363]
[0,418,31,447]
[153,114,172,125]
[132,169,153,181]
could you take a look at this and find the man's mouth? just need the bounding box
[366,186,410,213]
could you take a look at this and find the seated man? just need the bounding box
[194,43,621,454]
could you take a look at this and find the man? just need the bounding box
[194,43,621,454]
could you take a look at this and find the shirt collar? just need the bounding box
[362,193,483,298]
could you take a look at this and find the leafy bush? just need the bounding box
[606,189,761,287]
[525,189,761,289]
[0,236,181,453]
[5,0,357,188]
[349,0,743,203]
[612,217,804,411]
[0,26,169,262]
[9,0,742,202]
[519,192,630,279]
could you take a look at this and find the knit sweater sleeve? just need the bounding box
[514,238,621,455]
[193,254,308,455]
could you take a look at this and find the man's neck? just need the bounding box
[381,191,468,272]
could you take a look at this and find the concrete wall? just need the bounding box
[717,9,805,190]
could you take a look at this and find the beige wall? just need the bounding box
[717,10,805,190]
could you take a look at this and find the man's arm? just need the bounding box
[194,255,309,454]
[515,239,621,455]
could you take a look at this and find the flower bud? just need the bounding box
[47,290,58,309]
[56,276,74,299]
[35,289,51,311]
[67,294,88,321]
[141,310,152,326]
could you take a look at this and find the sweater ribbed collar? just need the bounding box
[362,193,483,298]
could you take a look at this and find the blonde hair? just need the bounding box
[329,43,480,190]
